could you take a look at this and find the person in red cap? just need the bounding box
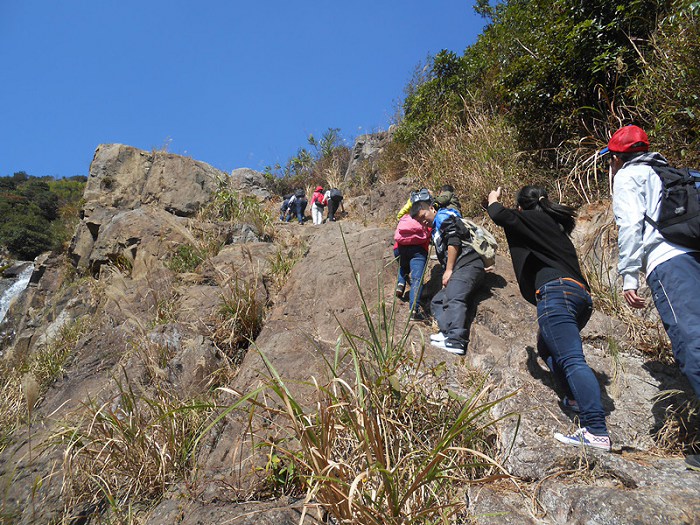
[606,125,700,470]
[310,185,327,225]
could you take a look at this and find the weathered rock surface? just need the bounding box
[71,144,272,273]
[344,130,393,181]
[230,167,273,201]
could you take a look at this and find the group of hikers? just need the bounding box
[392,125,699,466]
[279,186,344,225]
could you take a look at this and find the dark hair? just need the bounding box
[516,185,577,235]
[612,151,644,163]
[440,184,454,192]
[410,199,432,219]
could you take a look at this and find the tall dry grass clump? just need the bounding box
[0,317,92,454]
[404,107,532,216]
[55,374,214,521]
[198,178,275,241]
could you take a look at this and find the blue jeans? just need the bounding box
[648,252,700,398]
[536,279,607,435]
[396,245,428,313]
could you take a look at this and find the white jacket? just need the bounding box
[612,152,695,290]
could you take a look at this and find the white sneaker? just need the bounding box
[430,339,466,355]
[553,427,611,451]
[430,332,446,343]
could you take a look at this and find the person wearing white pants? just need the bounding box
[310,186,326,225]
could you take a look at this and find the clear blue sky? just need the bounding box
[1,1,485,178]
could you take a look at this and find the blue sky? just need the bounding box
[1,1,485,178]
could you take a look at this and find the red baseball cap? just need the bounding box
[602,125,649,154]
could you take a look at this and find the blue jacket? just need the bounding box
[432,208,480,268]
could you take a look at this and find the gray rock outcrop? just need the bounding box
[230,167,272,201]
[344,130,393,181]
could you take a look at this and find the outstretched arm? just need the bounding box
[488,187,502,206]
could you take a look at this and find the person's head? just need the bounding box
[410,200,436,227]
[516,185,577,235]
[440,184,454,193]
[315,185,324,192]
[603,125,649,176]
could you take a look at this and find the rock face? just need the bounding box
[344,130,393,181]
[84,144,226,215]
[70,144,273,274]
[230,167,273,201]
[0,151,698,524]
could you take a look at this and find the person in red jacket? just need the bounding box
[310,186,327,225]
[394,213,431,320]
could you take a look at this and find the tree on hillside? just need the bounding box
[397,0,677,152]
[0,173,86,259]
[265,128,351,196]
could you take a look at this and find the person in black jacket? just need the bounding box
[487,185,611,451]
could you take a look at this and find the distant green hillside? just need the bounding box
[0,172,86,260]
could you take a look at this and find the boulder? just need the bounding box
[344,130,393,181]
[85,144,226,216]
[230,168,272,201]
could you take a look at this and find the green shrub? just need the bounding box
[166,244,205,273]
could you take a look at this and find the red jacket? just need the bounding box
[311,190,327,207]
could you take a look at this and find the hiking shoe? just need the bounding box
[430,339,466,355]
[395,283,405,298]
[685,455,700,471]
[410,309,427,321]
[430,332,446,343]
[553,427,611,451]
[559,396,580,413]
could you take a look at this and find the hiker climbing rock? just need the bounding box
[325,187,344,222]
[488,185,611,451]
[605,125,700,469]
[393,212,431,320]
[310,185,327,225]
[411,198,484,355]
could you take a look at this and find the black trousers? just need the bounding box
[431,259,484,347]
[327,197,342,221]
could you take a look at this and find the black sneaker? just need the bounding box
[395,283,405,298]
[686,455,700,471]
[410,309,427,321]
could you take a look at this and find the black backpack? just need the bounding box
[330,188,343,200]
[644,166,700,250]
[294,188,305,198]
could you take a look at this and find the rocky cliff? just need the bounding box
[0,145,697,524]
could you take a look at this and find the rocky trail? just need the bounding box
[0,145,698,524]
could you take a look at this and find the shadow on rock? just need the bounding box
[642,359,700,453]
[525,345,617,417]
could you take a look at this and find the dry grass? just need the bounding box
[267,236,308,292]
[651,391,700,455]
[54,374,214,522]
[578,218,673,363]
[198,178,275,241]
[402,106,533,217]
[0,316,92,454]
[209,274,266,365]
